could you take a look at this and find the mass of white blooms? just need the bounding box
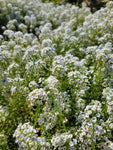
[0,0,113,149]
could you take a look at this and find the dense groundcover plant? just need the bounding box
[0,0,113,149]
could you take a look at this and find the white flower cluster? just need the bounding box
[38,111,57,130]
[51,132,73,149]
[28,88,48,106]
[29,81,38,90]
[75,100,107,149]
[44,76,59,89]
[13,122,38,150]
[68,71,89,89]
[0,106,8,122]
[103,87,113,115]
[37,137,50,150]
[37,90,70,130]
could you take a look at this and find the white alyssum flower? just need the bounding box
[28,88,48,106]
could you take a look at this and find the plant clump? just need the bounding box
[0,0,113,149]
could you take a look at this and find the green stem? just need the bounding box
[33,107,39,128]
[52,98,67,132]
